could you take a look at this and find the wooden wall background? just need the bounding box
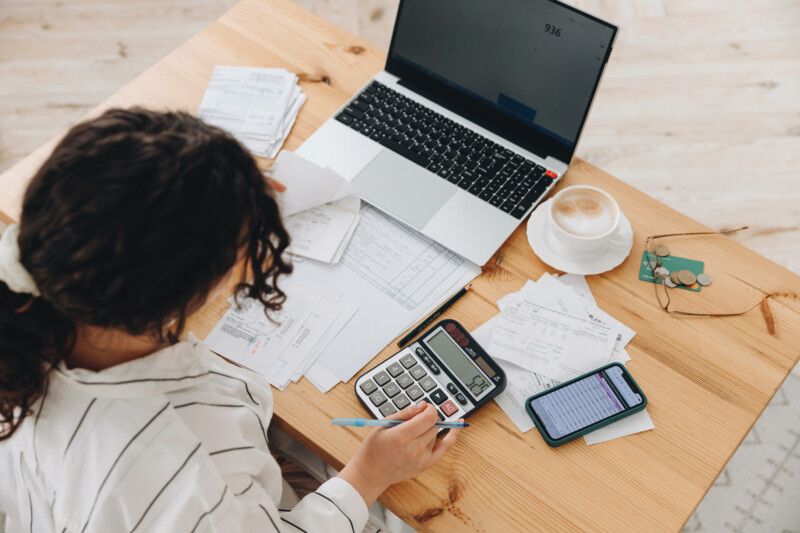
[1,0,798,272]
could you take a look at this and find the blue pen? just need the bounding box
[332,418,469,429]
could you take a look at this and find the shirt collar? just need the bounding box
[55,335,211,398]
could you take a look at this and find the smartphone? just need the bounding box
[525,362,647,447]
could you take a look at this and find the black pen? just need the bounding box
[397,284,472,348]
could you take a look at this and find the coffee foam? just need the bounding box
[552,189,617,237]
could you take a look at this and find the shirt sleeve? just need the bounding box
[74,443,369,533]
[208,471,369,533]
[278,477,369,533]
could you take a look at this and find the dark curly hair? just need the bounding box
[0,108,292,440]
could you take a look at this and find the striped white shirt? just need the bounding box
[0,336,368,533]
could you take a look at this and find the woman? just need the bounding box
[0,108,459,532]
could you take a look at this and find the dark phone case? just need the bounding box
[525,362,647,447]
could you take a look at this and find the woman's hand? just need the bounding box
[338,401,461,506]
[266,177,286,193]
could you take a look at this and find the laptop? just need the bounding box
[296,0,618,265]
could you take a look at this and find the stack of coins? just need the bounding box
[652,242,713,288]
[658,268,711,288]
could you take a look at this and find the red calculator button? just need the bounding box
[440,400,458,417]
[545,170,558,179]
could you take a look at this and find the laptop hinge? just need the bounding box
[397,77,550,161]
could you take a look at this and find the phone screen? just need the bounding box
[528,366,643,440]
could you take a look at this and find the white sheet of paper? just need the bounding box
[271,151,356,217]
[292,300,358,382]
[476,280,653,443]
[583,408,655,445]
[555,273,596,304]
[506,274,635,365]
[198,66,296,138]
[246,89,307,158]
[269,296,343,390]
[204,281,320,380]
[305,362,341,393]
[293,205,481,391]
[491,297,617,382]
[285,204,359,263]
[475,316,559,433]
[197,67,305,158]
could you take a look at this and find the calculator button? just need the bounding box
[441,400,458,417]
[419,356,440,374]
[396,374,414,389]
[406,384,424,401]
[456,393,467,405]
[373,371,391,386]
[437,409,445,421]
[387,363,404,377]
[409,365,427,381]
[430,388,447,405]
[399,354,416,368]
[446,383,458,395]
[419,377,437,392]
[415,347,427,358]
[383,382,401,398]
[359,379,378,395]
[369,391,387,407]
[393,393,410,410]
[379,403,397,416]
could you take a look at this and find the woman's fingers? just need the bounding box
[387,403,439,439]
[266,177,287,192]
[428,423,461,465]
[423,427,438,452]
[384,400,426,421]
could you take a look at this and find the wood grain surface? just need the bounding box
[1,1,799,531]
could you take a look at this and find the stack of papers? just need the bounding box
[271,151,360,264]
[205,280,357,391]
[197,66,305,158]
[294,205,481,393]
[471,273,654,445]
[203,201,481,394]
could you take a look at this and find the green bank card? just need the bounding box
[639,251,704,292]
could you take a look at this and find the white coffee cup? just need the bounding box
[548,185,620,252]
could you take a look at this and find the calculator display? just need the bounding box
[426,330,492,399]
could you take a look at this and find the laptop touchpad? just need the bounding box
[352,150,456,229]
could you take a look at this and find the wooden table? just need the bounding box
[2,1,799,530]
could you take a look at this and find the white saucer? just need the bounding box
[526,199,634,275]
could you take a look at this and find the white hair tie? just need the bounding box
[0,224,40,296]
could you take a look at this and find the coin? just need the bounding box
[654,267,669,278]
[677,270,696,286]
[654,244,671,257]
[696,273,712,286]
[664,277,677,288]
[669,271,681,285]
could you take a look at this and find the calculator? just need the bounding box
[355,319,506,422]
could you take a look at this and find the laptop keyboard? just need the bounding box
[335,81,558,219]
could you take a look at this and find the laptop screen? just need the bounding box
[387,0,616,156]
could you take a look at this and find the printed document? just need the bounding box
[197,66,305,158]
[292,205,481,392]
[204,280,355,390]
[482,274,654,443]
[270,151,361,264]
[491,298,617,382]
